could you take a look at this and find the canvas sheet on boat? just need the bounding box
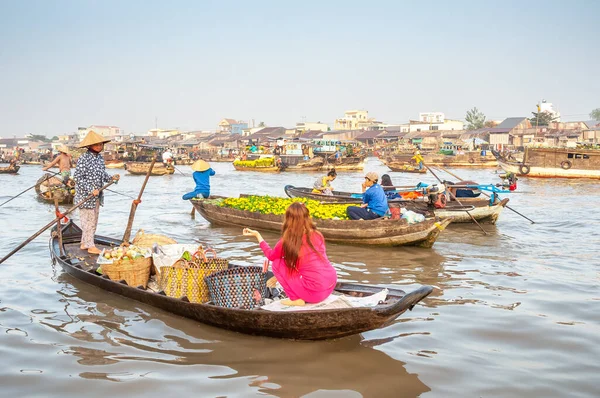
[261,288,389,312]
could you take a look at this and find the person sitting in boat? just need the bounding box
[445,180,481,199]
[182,159,215,200]
[242,202,338,306]
[42,145,73,184]
[412,150,424,170]
[347,172,389,220]
[312,169,337,195]
[162,149,174,166]
[380,174,400,200]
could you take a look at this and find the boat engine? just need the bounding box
[426,184,447,209]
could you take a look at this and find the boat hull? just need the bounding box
[233,164,280,172]
[49,222,433,340]
[497,158,600,179]
[191,198,451,248]
[125,162,175,175]
[0,165,20,174]
[285,186,508,224]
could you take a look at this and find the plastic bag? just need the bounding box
[400,208,425,224]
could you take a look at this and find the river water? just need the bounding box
[0,158,598,397]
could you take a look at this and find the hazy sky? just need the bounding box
[1,0,598,137]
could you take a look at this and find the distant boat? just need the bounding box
[493,148,600,179]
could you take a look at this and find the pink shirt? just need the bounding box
[259,232,337,302]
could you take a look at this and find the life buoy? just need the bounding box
[519,164,530,175]
[560,160,572,170]
[468,158,475,164]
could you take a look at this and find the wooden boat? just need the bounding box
[0,165,20,174]
[35,174,74,204]
[284,185,509,224]
[233,163,280,172]
[191,196,451,247]
[49,222,433,340]
[279,155,324,172]
[386,152,497,168]
[125,162,175,175]
[387,162,427,174]
[105,160,125,169]
[493,147,600,179]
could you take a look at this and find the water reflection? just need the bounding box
[51,273,431,396]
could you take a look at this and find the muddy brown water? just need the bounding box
[0,158,599,397]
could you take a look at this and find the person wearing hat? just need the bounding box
[42,145,73,183]
[74,131,120,254]
[346,171,389,220]
[182,159,215,200]
[412,150,424,170]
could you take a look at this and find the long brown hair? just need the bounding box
[281,202,322,272]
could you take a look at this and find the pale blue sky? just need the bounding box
[0,0,598,137]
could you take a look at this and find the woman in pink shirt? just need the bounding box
[243,202,338,306]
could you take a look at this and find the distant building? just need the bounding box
[296,121,328,132]
[218,118,248,134]
[401,113,463,132]
[488,117,533,148]
[538,100,560,122]
[334,110,382,130]
[77,125,122,141]
[419,112,445,123]
[147,128,180,139]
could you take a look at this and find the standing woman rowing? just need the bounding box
[74,131,120,254]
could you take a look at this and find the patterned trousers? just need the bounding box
[80,201,100,248]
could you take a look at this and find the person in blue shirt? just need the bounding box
[182,159,215,200]
[346,172,389,220]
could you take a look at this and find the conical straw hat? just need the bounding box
[191,159,210,172]
[78,130,111,148]
[57,145,70,154]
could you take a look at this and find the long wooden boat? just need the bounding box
[387,162,427,174]
[0,165,20,174]
[125,162,175,175]
[493,147,600,179]
[284,185,509,224]
[191,197,451,247]
[233,164,281,172]
[35,174,74,204]
[105,160,125,169]
[386,152,497,168]
[49,222,433,340]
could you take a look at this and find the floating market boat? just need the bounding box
[387,162,427,174]
[284,185,509,224]
[35,174,74,204]
[190,196,451,247]
[0,165,20,174]
[385,151,497,168]
[105,160,125,169]
[233,156,281,172]
[493,147,600,179]
[125,162,175,175]
[49,222,433,340]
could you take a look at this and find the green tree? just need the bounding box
[590,108,600,120]
[529,111,557,126]
[258,121,266,127]
[51,136,59,141]
[465,107,486,130]
[27,134,51,142]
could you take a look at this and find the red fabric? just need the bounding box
[259,232,337,303]
[390,207,401,219]
[55,210,69,223]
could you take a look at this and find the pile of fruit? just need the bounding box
[102,245,149,261]
[233,158,276,168]
[217,195,351,220]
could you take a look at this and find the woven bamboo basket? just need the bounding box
[132,229,178,248]
[101,256,153,288]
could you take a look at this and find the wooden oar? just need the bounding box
[122,158,156,243]
[0,171,60,207]
[425,164,488,235]
[53,197,65,257]
[434,165,535,224]
[0,180,115,265]
[172,165,188,176]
